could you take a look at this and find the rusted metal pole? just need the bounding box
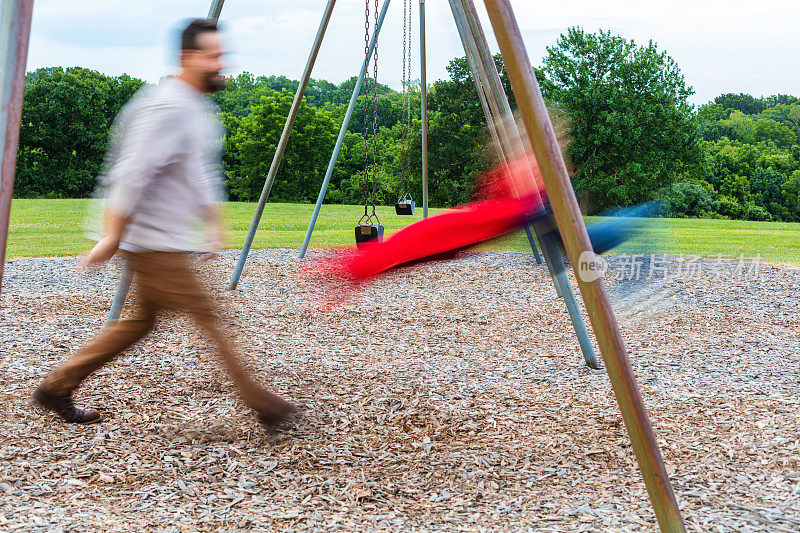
[0,0,34,298]
[229,0,337,288]
[480,1,685,530]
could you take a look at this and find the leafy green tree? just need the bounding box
[346,91,410,136]
[720,111,797,148]
[212,72,277,117]
[714,93,768,115]
[541,27,703,211]
[697,103,727,141]
[742,202,772,221]
[763,94,799,107]
[227,90,338,202]
[749,167,786,218]
[717,195,743,219]
[322,76,393,106]
[702,130,800,221]
[664,181,719,217]
[781,170,800,219]
[15,67,144,197]
[760,103,800,142]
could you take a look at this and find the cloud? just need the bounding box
[32,16,166,48]
[23,0,800,105]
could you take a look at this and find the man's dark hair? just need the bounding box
[180,19,218,51]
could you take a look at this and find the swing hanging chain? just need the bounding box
[361,0,371,220]
[370,0,380,222]
[400,0,407,199]
[398,0,412,202]
[404,0,412,200]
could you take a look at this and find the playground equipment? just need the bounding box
[218,0,598,370]
[306,156,655,301]
[0,0,685,529]
[0,0,33,299]
[394,0,416,216]
[355,0,385,247]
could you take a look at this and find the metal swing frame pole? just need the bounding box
[452,0,597,368]
[0,0,34,298]
[451,0,550,278]
[419,0,428,218]
[107,263,133,322]
[448,0,541,265]
[298,0,392,259]
[454,0,557,289]
[107,0,230,320]
[229,0,337,289]
[481,0,685,529]
[206,0,225,20]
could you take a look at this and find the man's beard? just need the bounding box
[204,73,226,93]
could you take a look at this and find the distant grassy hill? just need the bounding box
[6,199,800,265]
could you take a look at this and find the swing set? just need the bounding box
[356,0,418,248]
[0,0,685,529]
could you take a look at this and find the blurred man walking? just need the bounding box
[33,19,296,425]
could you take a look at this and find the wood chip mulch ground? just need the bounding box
[1,249,799,531]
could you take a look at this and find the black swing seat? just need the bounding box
[394,198,416,215]
[355,223,384,248]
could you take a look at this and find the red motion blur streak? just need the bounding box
[303,154,546,309]
[348,192,542,280]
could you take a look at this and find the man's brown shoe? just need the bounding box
[32,385,102,424]
[252,391,298,426]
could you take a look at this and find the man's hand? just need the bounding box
[79,209,127,272]
[200,204,227,261]
[200,223,228,262]
[80,236,120,270]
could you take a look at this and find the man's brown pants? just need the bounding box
[42,252,284,417]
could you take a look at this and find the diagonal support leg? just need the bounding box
[481,0,685,529]
[451,0,596,367]
[534,222,598,368]
[522,223,543,264]
[229,0,337,288]
[107,262,133,322]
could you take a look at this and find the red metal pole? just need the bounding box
[0,0,34,297]
[480,1,685,530]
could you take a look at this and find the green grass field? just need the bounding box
[6,198,800,264]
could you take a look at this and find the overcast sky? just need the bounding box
[25,0,800,106]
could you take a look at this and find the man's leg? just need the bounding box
[191,306,297,424]
[35,291,159,423]
[140,252,296,424]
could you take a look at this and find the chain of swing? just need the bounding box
[357,0,417,245]
[398,0,413,205]
[359,0,380,228]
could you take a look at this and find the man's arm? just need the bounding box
[199,203,227,259]
[83,100,186,268]
[83,209,129,267]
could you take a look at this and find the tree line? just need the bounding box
[13,27,800,222]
